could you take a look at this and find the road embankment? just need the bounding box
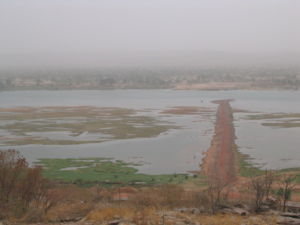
[202,99,237,184]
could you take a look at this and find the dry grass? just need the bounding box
[2,179,294,224]
[86,207,160,223]
[86,207,133,221]
[44,202,93,222]
[7,183,283,225]
[130,184,184,209]
[38,185,96,222]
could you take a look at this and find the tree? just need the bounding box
[264,170,276,199]
[277,174,296,212]
[18,166,49,210]
[0,149,27,207]
[249,170,276,212]
[0,149,49,218]
[204,175,229,214]
[250,176,266,212]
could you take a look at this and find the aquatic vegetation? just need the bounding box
[247,113,300,120]
[235,147,264,177]
[261,122,300,128]
[36,158,191,186]
[0,106,179,145]
[246,113,300,128]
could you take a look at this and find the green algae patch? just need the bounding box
[36,158,192,186]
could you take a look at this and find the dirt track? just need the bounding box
[202,99,237,184]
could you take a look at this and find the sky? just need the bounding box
[0,0,299,68]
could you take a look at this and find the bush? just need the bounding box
[0,149,49,219]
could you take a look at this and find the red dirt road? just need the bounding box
[202,99,237,184]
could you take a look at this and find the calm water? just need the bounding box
[0,89,299,111]
[0,90,299,173]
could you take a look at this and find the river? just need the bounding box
[0,90,299,174]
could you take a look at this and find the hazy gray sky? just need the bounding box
[0,0,299,68]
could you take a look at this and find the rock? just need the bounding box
[174,222,186,225]
[234,203,250,210]
[174,207,201,214]
[266,196,277,204]
[233,207,249,216]
[278,216,300,225]
[108,219,123,225]
[260,204,271,212]
[175,207,189,213]
[119,222,136,225]
[221,207,249,216]
[191,208,200,214]
[285,202,300,213]
[281,212,300,219]
[184,219,191,224]
[60,217,83,222]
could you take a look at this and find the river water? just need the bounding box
[0,90,299,173]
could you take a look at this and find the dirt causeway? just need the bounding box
[202,99,237,184]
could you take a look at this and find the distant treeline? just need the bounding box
[0,66,299,90]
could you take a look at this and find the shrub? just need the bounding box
[0,149,49,219]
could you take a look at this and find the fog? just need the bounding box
[0,0,299,68]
